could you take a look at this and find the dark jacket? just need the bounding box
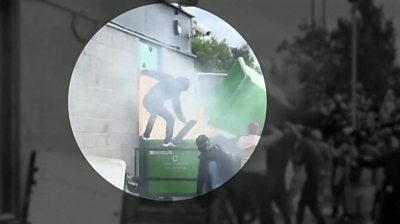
[297,139,321,184]
[142,69,185,122]
[196,145,234,194]
[358,150,400,194]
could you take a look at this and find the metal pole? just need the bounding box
[322,0,326,29]
[351,2,358,129]
[311,0,315,29]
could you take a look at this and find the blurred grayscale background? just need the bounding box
[1,0,400,224]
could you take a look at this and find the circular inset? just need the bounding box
[68,4,267,201]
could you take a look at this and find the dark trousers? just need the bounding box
[227,173,266,224]
[331,182,345,217]
[261,185,292,224]
[296,181,326,224]
[197,174,212,195]
[143,103,175,143]
[379,191,400,224]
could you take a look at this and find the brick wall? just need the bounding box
[69,25,140,174]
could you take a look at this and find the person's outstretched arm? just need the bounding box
[172,97,186,123]
[258,125,283,147]
[284,121,302,141]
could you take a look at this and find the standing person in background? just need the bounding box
[311,130,333,207]
[330,132,351,219]
[357,134,400,224]
[229,124,283,224]
[339,131,378,224]
[366,105,379,132]
[261,122,301,224]
[380,89,396,125]
[196,135,234,194]
[196,135,212,195]
[295,128,326,224]
[237,122,261,168]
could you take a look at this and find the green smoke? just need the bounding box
[207,57,267,136]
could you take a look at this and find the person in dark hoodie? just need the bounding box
[196,134,213,195]
[140,68,190,147]
[195,134,234,195]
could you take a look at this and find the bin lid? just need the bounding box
[207,57,267,136]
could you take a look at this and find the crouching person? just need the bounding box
[196,134,235,195]
[196,135,213,195]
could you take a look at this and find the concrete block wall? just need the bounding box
[69,25,140,174]
[17,1,197,204]
[113,4,193,53]
[18,0,92,203]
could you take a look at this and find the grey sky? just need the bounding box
[186,7,249,47]
[185,6,261,66]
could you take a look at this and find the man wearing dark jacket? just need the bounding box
[195,135,234,195]
[196,135,212,195]
[262,122,300,224]
[357,134,400,224]
[140,69,190,147]
[295,128,326,224]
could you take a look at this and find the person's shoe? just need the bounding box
[140,136,150,141]
[162,142,176,147]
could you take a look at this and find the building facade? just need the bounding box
[69,4,197,175]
